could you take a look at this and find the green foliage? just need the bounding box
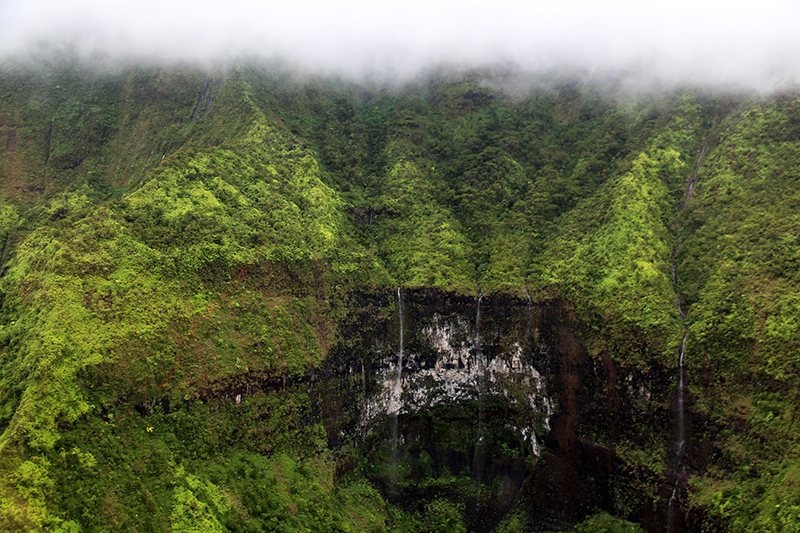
[679,94,800,531]
[530,146,685,358]
[0,59,798,532]
[0,61,398,529]
[171,468,231,533]
[494,511,528,533]
[571,511,644,533]
[376,160,474,289]
[418,498,467,533]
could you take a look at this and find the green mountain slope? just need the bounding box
[681,96,800,531]
[0,58,798,532]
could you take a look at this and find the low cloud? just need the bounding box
[2,0,799,90]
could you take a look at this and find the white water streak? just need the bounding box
[667,140,707,532]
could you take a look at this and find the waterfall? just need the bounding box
[667,139,707,531]
[524,286,534,339]
[0,232,10,276]
[389,287,404,494]
[473,291,485,500]
[677,333,686,452]
[203,86,214,114]
[191,75,210,123]
[475,291,482,366]
[682,142,706,210]
[397,287,404,395]
[667,333,687,531]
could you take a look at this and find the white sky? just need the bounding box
[1,0,799,88]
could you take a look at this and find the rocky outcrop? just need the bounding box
[318,290,673,531]
[361,293,553,459]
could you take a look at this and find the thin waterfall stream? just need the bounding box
[396,286,405,398]
[525,286,534,344]
[389,287,404,494]
[473,291,486,504]
[667,139,708,531]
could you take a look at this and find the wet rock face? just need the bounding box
[361,291,553,458]
[324,289,672,532]
[331,291,552,526]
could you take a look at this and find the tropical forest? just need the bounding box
[0,53,799,532]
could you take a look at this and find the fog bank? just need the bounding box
[1,0,799,90]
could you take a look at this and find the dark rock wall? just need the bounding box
[314,289,675,531]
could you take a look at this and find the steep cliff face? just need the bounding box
[0,59,799,532]
[361,291,552,449]
[360,291,555,527]
[322,290,674,531]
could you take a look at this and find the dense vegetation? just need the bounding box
[0,57,798,531]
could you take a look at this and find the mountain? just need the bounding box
[0,56,798,532]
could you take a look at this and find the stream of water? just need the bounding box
[389,287,404,494]
[473,291,486,504]
[397,287,405,394]
[191,75,210,123]
[667,140,708,531]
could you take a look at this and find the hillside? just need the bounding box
[0,58,798,532]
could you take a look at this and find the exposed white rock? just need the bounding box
[360,312,553,452]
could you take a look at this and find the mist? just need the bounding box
[1,0,800,91]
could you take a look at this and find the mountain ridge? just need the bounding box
[0,58,798,532]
